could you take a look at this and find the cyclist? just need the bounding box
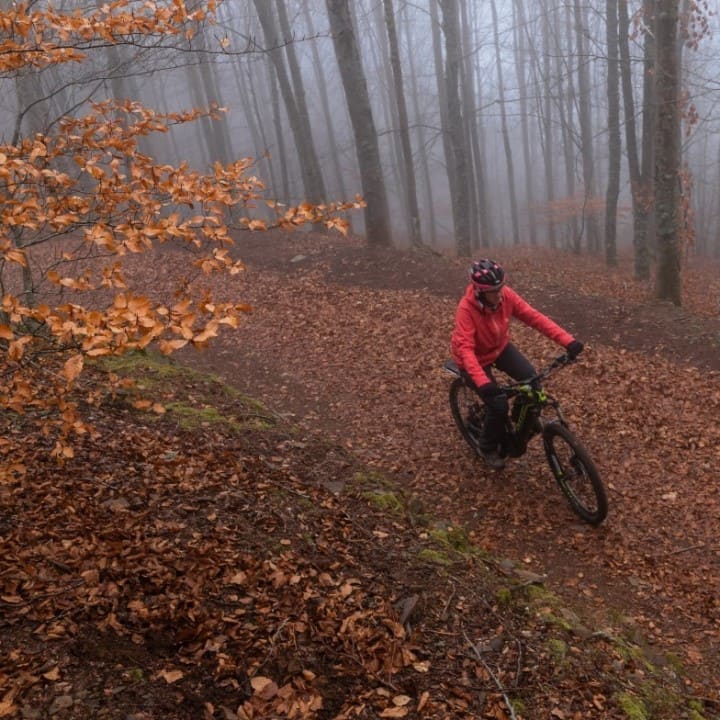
[451,258,584,470]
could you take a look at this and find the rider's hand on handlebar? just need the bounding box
[477,381,502,399]
[565,339,584,361]
[477,382,509,413]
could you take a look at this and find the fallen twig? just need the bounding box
[463,629,518,720]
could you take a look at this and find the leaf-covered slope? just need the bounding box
[0,357,706,719]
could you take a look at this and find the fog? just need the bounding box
[3,0,719,256]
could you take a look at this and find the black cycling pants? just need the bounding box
[478,343,536,452]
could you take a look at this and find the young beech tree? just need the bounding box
[0,1,358,459]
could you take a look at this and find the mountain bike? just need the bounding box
[444,353,608,526]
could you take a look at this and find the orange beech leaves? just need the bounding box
[0,3,362,456]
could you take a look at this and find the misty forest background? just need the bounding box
[5,0,719,302]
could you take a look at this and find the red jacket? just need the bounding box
[451,284,574,388]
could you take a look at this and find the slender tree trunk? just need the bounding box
[538,0,556,247]
[439,0,472,256]
[325,0,392,246]
[513,0,537,246]
[383,0,422,247]
[573,0,601,252]
[275,0,326,203]
[13,69,49,301]
[605,0,621,267]
[262,57,290,204]
[402,4,437,246]
[253,0,326,204]
[560,5,579,250]
[490,0,520,245]
[715,141,720,258]
[198,34,235,163]
[619,0,650,278]
[469,9,494,247]
[369,0,407,230]
[235,65,277,208]
[459,0,479,249]
[654,0,682,305]
[639,0,657,270]
[430,0,454,201]
[301,0,349,211]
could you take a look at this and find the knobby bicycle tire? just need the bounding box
[542,422,608,526]
[449,378,484,457]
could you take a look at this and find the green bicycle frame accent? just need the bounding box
[514,385,547,430]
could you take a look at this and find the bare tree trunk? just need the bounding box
[430,0,454,202]
[490,0,520,246]
[619,0,651,279]
[654,0,682,305]
[459,0,479,249]
[383,0,422,247]
[605,0,621,267]
[537,0,556,247]
[369,0,407,230]
[468,8,494,248]
[439,0,472,256]
[560,5,579,250]
[264,57,290,203]
[301,0,349,212]
[275,0,327,203]
[640,0,657,267]
[715,141,720,258]
[197,34,235,164]
[253,0,326,204]
[235,64,277,207]
[13,69,49,301]
[325,0,392,246]
[402,4,437,246]
[573,0,601,252]
[513,0,537,246]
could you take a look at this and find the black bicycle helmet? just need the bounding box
[469,258,505,292]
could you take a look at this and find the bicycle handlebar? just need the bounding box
[497,352,573,392]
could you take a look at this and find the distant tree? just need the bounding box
[512,0,537,246]
[605,0,621,267]
[252,0,326,204]
[429,0,455,203]
[301,0,350,212]
[439,0,472,256]
[537,0,557,247]
[619,0,652,280]
[325,0,392,246]
[654,0,682,304]
[573,0,602,253]
[383,0,422,248]
[401,5,438,245]
[640,0,658,269]
[490,0,520,246]
[557,5,580,249]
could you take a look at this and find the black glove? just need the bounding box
[477,382,509,414]
[566,339,584,361]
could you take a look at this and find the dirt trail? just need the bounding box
[180,233,720,698]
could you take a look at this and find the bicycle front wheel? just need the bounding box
[543,422,608,526]
[449,378,484,457]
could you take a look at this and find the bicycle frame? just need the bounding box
[445,353,572,458]
[503,385,556,457]
[445,352,608,525]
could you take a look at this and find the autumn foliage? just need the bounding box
[0,1,358,457]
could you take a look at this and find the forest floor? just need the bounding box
[2,230,720,719]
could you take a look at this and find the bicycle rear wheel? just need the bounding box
[449,378,484,457]
[542,422,608,526]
